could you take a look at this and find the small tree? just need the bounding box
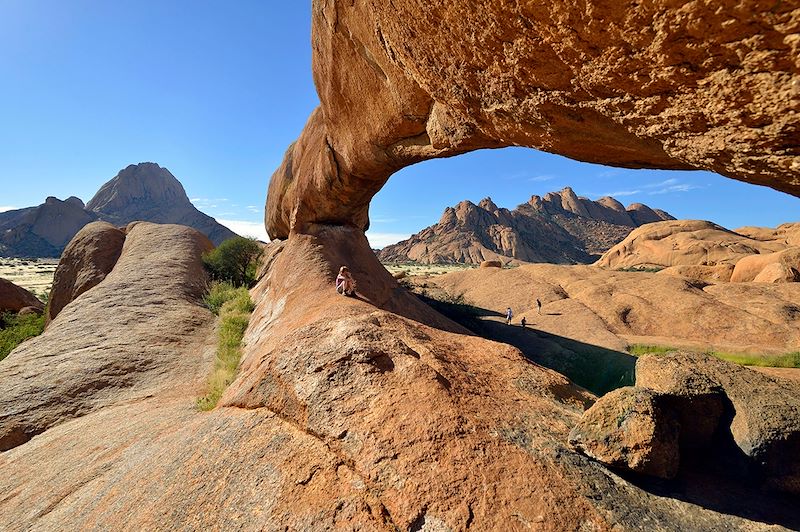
[203,237,263,287]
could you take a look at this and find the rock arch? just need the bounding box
[267,0,799,238]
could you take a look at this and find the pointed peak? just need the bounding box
[478,197,498,211]
[560,186,579,198]
[455,199,477,209]
[65,196,85,209]
[87,162,188,213]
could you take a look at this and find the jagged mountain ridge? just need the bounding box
[378,187,674,264]
[0,163,237,257]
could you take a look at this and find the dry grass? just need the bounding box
[197,282,254,411]
[382,262,478,277]
[709,350,800,368]
[0,258,57,299]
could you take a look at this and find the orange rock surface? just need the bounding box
[4,225,796,528]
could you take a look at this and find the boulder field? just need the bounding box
[1,224,799,529]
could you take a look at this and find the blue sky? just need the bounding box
[1,1,797,248]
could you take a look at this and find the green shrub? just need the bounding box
[0,312,46,362]
[197,284,253,411]
[202,236,263,287]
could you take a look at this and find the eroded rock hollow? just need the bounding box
[267,0,800,237]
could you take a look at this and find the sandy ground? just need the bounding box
[382,262,478,276]
[398,263,800,393]
[0,258,57,299]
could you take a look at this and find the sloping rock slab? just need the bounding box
[0,223,213,451]
[0,224,797,529]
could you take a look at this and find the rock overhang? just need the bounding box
[266,1,800,240]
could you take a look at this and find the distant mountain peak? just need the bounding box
[86,162,188,213]
[0,163,238,257]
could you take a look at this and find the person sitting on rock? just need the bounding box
[336,265,356,296]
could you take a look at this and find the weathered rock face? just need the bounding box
[568,387,681,479]
[0,278,43,314]
[636,353,800,495]
[379,196,591,265]
[46,221,126,323]
[267,1,800,239]
[378,188,673,264]
[657,264,735,283]
[88,162,237,246]
[0,222,213,451]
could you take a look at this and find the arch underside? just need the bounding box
[267,0,800,239]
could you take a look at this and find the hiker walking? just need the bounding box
[506,307,513,325]
[520,316,526,328]
[536,298,542,315]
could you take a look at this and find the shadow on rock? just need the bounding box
[408,293,634,396]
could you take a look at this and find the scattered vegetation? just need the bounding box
[618,266,664,273]
[202,237,263,287]
[0,312,46,362]
[404,282,486,332]
[627,344,800,369]
[204,281,250,315]
[197,282,254,411]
